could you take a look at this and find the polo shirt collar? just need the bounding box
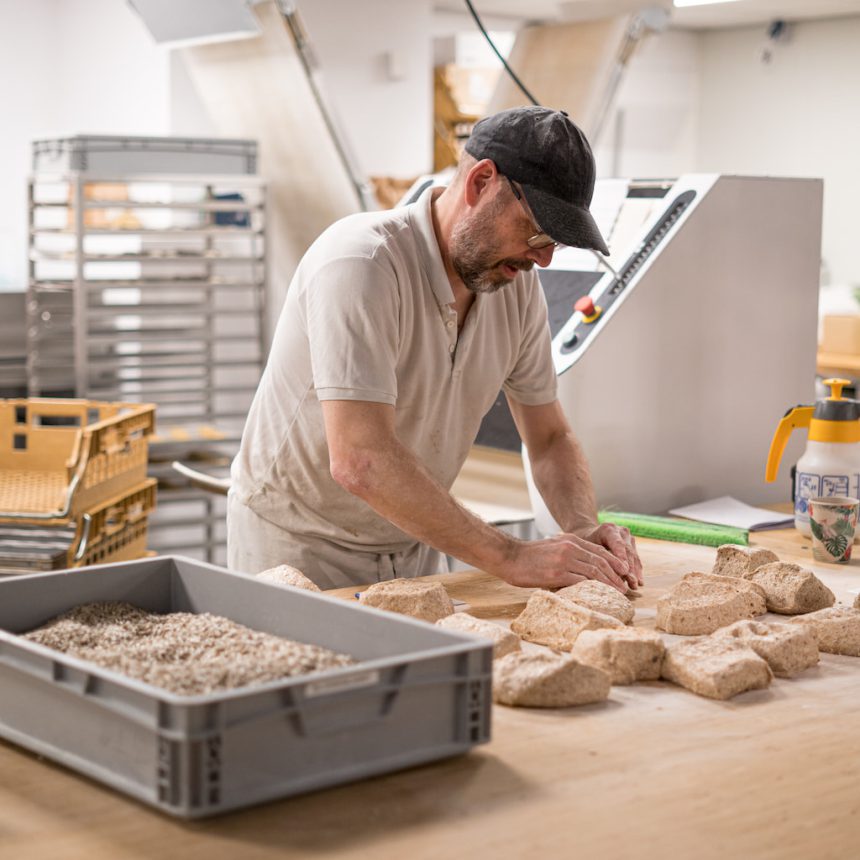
[409,186,455,307]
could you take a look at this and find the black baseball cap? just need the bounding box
[465,106,610,255]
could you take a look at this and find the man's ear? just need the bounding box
[463,158,497,207]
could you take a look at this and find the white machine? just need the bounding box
[515,174,823,533]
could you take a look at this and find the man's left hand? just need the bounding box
[577,523,643,590]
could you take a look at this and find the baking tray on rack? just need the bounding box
[32,135,258,175]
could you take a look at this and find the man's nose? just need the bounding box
[528,244,556,267]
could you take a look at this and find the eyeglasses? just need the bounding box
[503,176,559,250]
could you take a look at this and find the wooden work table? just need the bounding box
[1,528,859,859]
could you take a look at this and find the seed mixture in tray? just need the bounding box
[24,601,356,695]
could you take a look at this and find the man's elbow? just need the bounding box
[329,452,378,498]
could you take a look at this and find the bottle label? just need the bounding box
[795,472,860,521]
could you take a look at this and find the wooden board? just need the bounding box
[817,349,860,377]
[487,17,630,136]
[1,528,859,858]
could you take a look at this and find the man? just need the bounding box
[228,106,643,593]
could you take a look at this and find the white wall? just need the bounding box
[0,0,169,291]
[590,15,860,288]
[0,0,439,292]
[3,3,860,291]
[170,52,218,138]
[169,0,437,180]
[594,28,701,179]
[696,16,860,286]
[295,0,434,179]
[0,0,57,290]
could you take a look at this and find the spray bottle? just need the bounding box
[766,378,860,535]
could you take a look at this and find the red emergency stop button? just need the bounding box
[575,296,601,323]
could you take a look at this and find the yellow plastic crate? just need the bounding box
[0,398,155,525]
[71,478,157,569]
[0,478,157,574]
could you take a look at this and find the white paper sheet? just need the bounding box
[668,496,794,531]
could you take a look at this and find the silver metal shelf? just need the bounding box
[90,355,260,369]
[148,441,240,457]
[31,252,264,263]
[27,166,267,564]
[149,412,251,424]
[31,227,264,237]
[87,384,256,398]
[84,371,212,384]
[31,171,265,185]
[31,279,263,289]
[29,305,262,319]
[86,305,261,316]
[29,329,258,345]
[30,201,261,212]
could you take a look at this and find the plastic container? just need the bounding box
[0,478,157,574]
[0,556,492,817]
[0,398,155,523]
[32,135,258,176]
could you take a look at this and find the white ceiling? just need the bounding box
[436,0,860,29]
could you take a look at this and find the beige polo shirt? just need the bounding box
[231,186,557,554]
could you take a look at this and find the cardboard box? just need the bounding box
[821,314,860,355]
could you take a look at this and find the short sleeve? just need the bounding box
[303,256,400,405]
[502,272,558,406]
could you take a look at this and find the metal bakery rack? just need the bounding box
[26,136,268,565]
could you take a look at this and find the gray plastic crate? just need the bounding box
[0,556,491,818]
[32,135,257,175]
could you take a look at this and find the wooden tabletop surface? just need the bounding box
[1,527,859,860]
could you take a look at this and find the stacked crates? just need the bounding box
[0,398,156,573]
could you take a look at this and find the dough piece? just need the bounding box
[711,619,819,677]
[511,590,623,652]
[743,562,835,615]
[556,580,635,625]
[789,607,860,656]
[492,651,611,707]
[661,637,773,699]
[712,544,779,578]
[656,572,767,635]
[855,593,860,610]
[256,564,321,592]
[360,579,454,622]
[570,627,665,684]
[436,612,521,659]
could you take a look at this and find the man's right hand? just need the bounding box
[496,533,631,593]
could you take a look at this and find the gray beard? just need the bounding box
[448,194,534,293]
[455,263,506,294]
[453,255,535,294]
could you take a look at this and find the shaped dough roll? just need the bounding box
[511,590,622,651]
[493,651,611,707]
[360,579,455,622]
[556,580,634,624]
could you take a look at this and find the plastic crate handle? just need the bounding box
[73,514,93,563]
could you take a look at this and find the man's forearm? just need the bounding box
[333,439,519,573]
[529,429,599,535]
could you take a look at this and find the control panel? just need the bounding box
[553,188,697,368]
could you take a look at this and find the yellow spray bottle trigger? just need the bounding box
[823,377,851,400]
[765,405,813,482]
